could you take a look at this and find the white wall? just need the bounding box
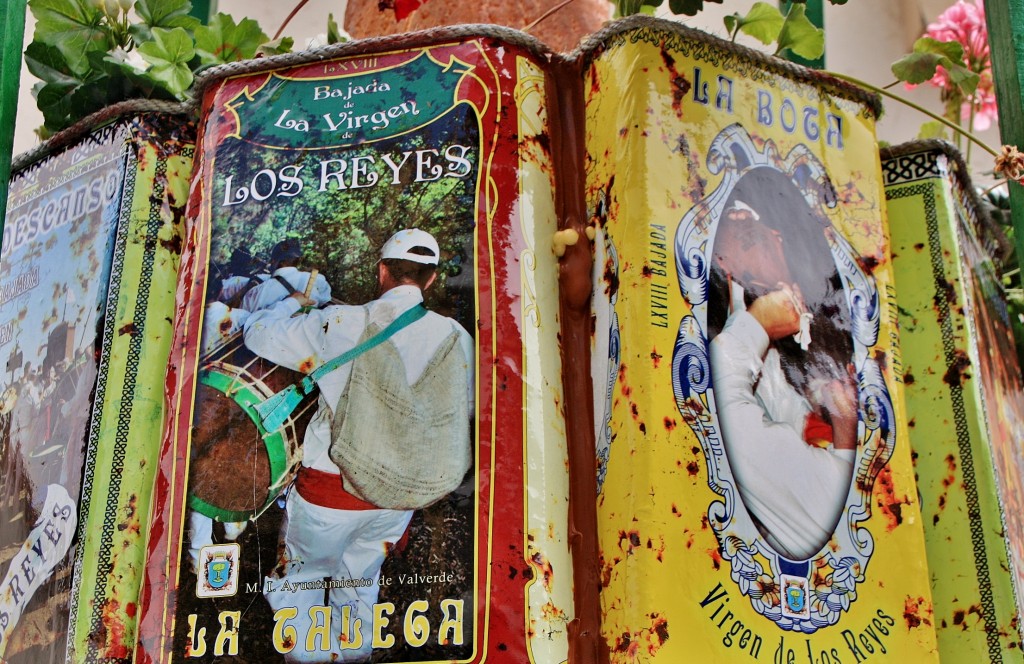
[12,0,1004,186]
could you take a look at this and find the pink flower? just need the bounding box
[910,0,997,130]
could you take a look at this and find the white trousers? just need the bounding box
[264,490,413,663]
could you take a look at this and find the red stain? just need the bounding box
[708,547,722,570]
[943,349,972,387]
[619,529,642,554]
[648,613,670,654]
[903,596,932,629]
[531,552,555,591]
[651,349,662,368]
[659,50,691,117]
[873,465,908,531]
[664,417,676,432]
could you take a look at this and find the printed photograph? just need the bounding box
[174,85,481,664]
[706,166,857,562]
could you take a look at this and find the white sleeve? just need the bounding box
[711,310,853,559]
[311,274,332,306]
[243,297,328,371]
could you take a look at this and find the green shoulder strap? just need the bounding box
[251,304,427,432]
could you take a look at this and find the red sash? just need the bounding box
[294,466,379,510]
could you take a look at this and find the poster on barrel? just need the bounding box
[883,140,1024,661]
[0,124,126,663]
[137,28,575,664]
[585,19,940,661]
[0,112,194,664]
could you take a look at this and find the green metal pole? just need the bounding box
[780,0,825,69]
[0,0,27,244]
[189,0,217,23]
[984,0,1024,273]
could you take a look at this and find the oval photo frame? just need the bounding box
[670,124,895,633]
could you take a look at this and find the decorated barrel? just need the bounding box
[135,27,575,663]
[882,140,1024,661]
[583,17,939,661]
[0,104,194,663]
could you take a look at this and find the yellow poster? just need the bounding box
[585,19,939,662]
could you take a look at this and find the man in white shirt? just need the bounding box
[242,238,333,312]
[710,202,858,561]
[244,229,474,662]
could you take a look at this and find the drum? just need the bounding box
[187,333,317,522]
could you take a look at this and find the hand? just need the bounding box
[289,292,316,308]
[747,284,802,340]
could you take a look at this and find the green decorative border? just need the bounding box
[886,181,1001,661]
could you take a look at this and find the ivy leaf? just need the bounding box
[667,0,721,17]
[727,2,785,45]
[776,3,824,60]
[327,13,347,45]
[28,0,112,75]
[137,26,195,97]
[194,13,269,67]
[256,37,294,57]
[131,0,200,44]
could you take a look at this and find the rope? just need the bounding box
[11,99,192,172]
[190,23,555,103]
[881,139,1011,264]
[572,15,884,120]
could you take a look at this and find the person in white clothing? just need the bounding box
[242,238,333,312]
[709,190,858,562]
[244,229,474,663]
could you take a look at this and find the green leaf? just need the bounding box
[916,120,948,140]
[34,80,78,132]
[667,0,721,17]
[776,3,824,60]
[735,2,785,46]
[194,13,269,67]
[913,36,965,63]
[137,26,195,96]
[724,14,738,38]
[24,40,80,87]
[134,0,199,30]
[131,0,200,43]
[100,49,180,99]
[256,37,294,57]
[890,37,980,96]
[945,63,980,96]
[29,0,112,75]
[891,52,948,85]
[327,13,346,45]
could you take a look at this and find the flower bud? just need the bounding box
[104,0,119,15]
[118,0,132,10]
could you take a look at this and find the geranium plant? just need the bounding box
[24,0,291,137]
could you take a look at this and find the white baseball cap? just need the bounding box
[380,229,440,265]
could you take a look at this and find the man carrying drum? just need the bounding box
[243,229,474,663]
